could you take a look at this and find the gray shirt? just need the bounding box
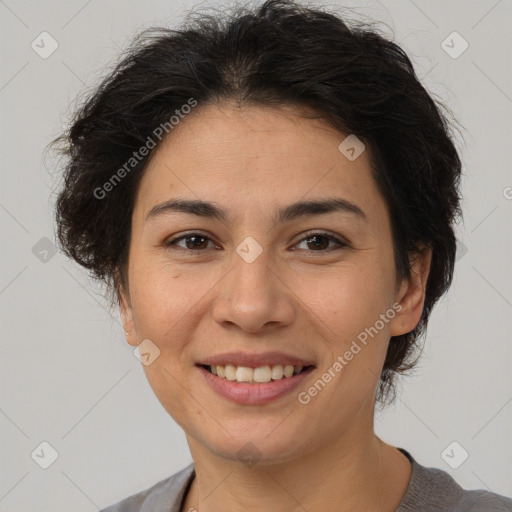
[99,448,512,511]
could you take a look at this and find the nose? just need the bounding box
[211,248,295,334]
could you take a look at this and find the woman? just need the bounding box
[53,0,512,510]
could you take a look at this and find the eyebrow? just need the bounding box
[145,197,367,224]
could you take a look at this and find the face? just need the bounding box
[120,102,429,465]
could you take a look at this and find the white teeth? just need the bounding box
[235,366,253,382]
[253,365,271,383]
[283,365,294,378]
[208,364,307,383]
[271,365,284,380]
[224,364,236,381]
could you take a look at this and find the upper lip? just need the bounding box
[198,351,315,368]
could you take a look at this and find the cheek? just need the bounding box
[302,261,395,339]
[128,258,203,340]
[305,270,394,410]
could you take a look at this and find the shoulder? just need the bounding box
[397,448,512,512]
[99,463,195,512]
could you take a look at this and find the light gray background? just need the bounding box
[0,0,511,510]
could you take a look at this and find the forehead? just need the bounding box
[133,102,384,222]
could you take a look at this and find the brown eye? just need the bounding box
[164,233,218,252]
[304,234,330,250]
[294,232,349,252]
[183,235,209,250]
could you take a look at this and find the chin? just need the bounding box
[193,422,317,467]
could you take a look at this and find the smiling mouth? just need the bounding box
[199,363,313,384]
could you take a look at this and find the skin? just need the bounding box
[119,101,432,512]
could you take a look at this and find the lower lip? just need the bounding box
[198,365,315,405]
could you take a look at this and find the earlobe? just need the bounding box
[389,244,432,337]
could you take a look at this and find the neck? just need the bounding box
[182,430,412,512]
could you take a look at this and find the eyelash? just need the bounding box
[163,231,350,254]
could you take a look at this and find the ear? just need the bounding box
[389,244,432,337]
[118,280,138,348]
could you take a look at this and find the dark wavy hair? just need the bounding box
[52,0,463,406]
